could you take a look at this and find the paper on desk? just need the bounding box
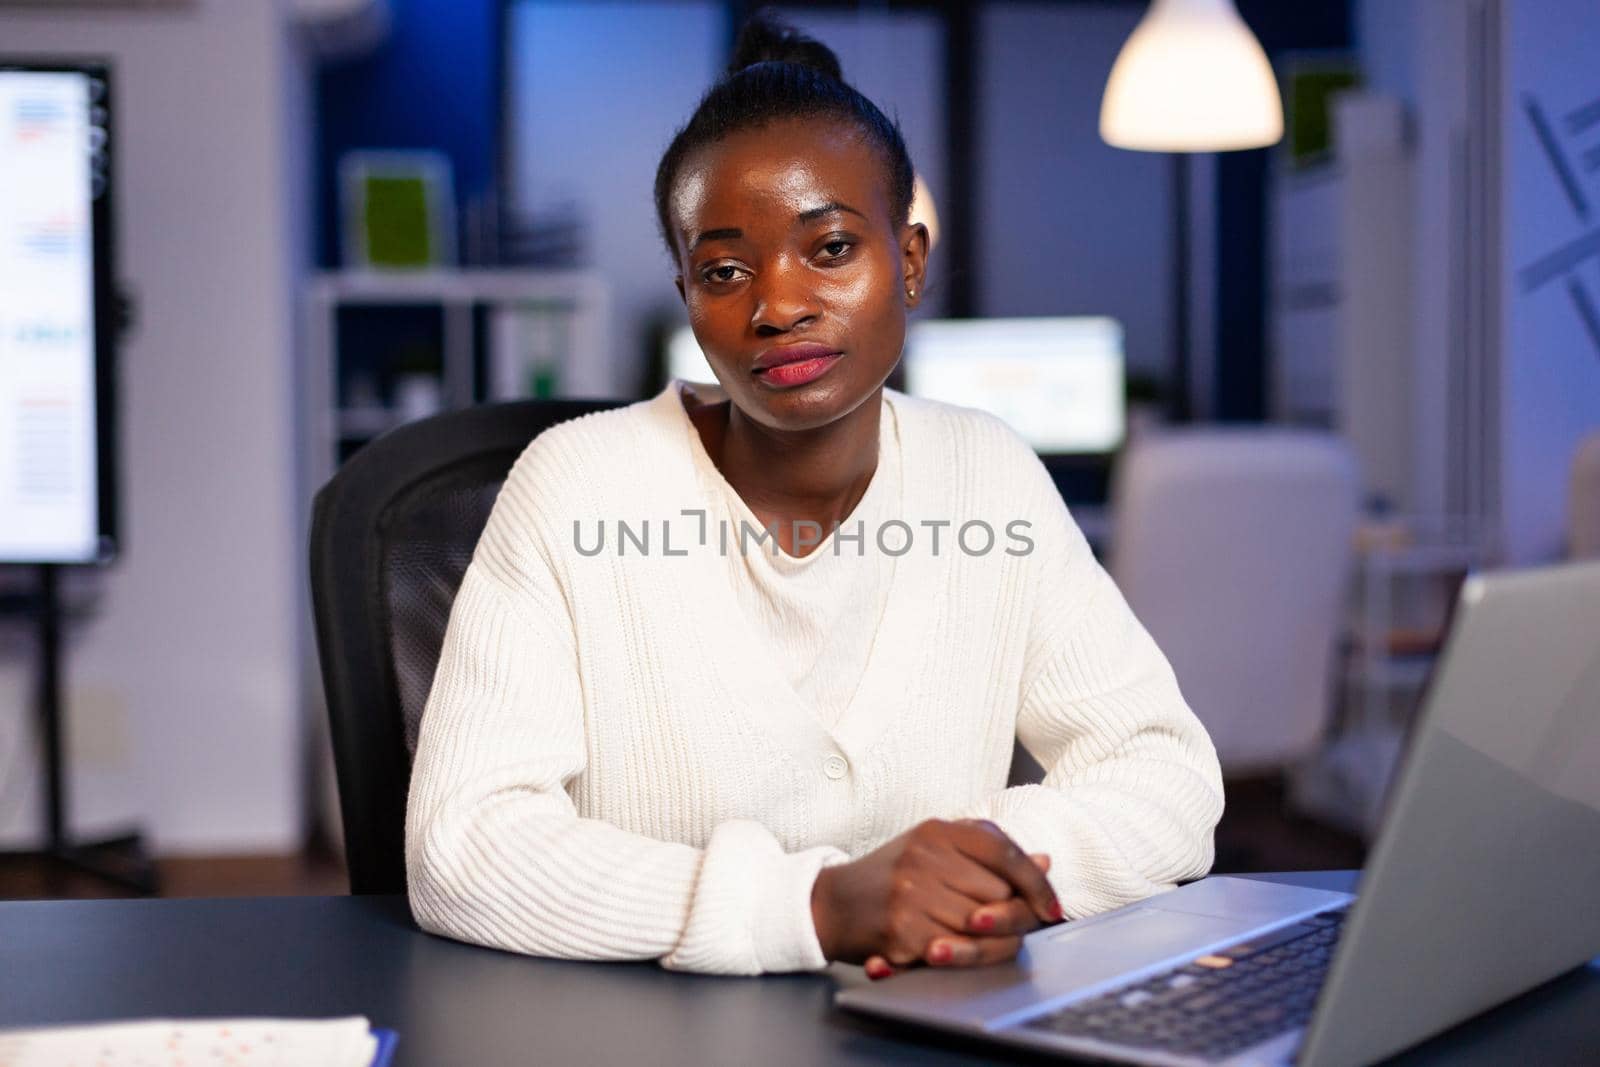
[0,1016,378,1067]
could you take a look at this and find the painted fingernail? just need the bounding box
[1050,900,1065,921]
[929,942,952,964]
[866,960,889,979]
[972,911,996,932]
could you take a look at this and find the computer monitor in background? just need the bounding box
[664,316,1126,467]
[903,317,1126,456]
[0,61,117,563]
[666,324,716,385]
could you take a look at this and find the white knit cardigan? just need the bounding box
[405,381,1224,975]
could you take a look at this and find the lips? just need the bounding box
[755,353,843,388]
[751,342,843,373]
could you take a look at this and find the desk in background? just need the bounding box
[2,872,1596,1066]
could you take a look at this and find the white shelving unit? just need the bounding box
[301,269,611,490]
[1269,162,1343,425]
[1346,528,1484,716]
[1269,94,1416,519]
[1292,516,1494,838]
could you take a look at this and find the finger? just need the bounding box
[952,820,1061,924]
[1029,852,1052,873]
[917,881,999,936]
[882,910,963,968]
[965,896,1043,938]
[867,954,929,979]
[925,932,1025,968]
[955,820,1058,920]
[934,853,1015,905]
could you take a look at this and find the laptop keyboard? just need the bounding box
[1021,907,1349,1062]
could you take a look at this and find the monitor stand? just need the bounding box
[0,565,157,895]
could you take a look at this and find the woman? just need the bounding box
[406,12,1223,980]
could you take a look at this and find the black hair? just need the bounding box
[652,8,916,257]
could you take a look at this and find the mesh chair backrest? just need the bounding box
[310,398,624,894]
[382,456,511,754]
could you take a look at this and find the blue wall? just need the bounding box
[314,0,499,267]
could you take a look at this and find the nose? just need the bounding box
[750,257,820,336]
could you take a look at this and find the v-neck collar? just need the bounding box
[649,380,943,756]
[675,379,898,569]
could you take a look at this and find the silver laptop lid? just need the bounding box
[1299,560,1600,1067]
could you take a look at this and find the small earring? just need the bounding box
[906,287,916,299]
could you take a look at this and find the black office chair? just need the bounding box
[309,398,625,894]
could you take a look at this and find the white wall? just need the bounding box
[0,1,310,852]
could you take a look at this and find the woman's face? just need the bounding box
[669,116,928,432]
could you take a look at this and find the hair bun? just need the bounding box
[728,9,843,81]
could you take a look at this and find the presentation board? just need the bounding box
[0,62,117,563]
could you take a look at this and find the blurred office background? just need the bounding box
[1,0,1597,898]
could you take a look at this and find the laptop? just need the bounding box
[837,560,1600,1066]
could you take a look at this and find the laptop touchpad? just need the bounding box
[1038,907,1250,968]
[917,909,1259,1026]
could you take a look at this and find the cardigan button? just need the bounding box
[822,754,849,780]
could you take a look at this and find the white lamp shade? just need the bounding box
[1100,0,1284,153]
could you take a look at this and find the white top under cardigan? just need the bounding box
[710,383,900,734]
[405,379,1225,976]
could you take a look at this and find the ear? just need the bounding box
[675,275,687,304]
[900,222,930,309]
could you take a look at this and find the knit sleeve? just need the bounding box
[953,459,1224,918]
[404,442,849,975]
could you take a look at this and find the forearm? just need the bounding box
[975,542,1225,915]
[958,737,1223,917]
[406,724,850,974]
[407,563,850,975]
[407,784,702,961]
[409,797,848,973]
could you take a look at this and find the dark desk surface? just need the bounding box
[2,871,1597,1066]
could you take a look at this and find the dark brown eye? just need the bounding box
[702,264,744,284]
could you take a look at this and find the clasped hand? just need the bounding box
[810,817,1062,980]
